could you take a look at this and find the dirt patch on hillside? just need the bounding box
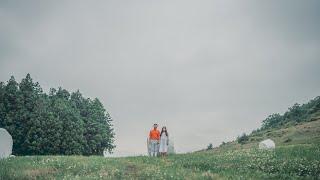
[25,168,56,178]
[124,164,139,177]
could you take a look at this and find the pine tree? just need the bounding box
[3,76,20,154]
[35,94,63,155]
[86,98,115,155]
[70,91,90,154]
[52,88,85,155]
[17,74,43,155]
[0,82,6,127]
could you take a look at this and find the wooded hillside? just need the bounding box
[0,74,115,155]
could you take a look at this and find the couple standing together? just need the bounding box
[148,123,169,157]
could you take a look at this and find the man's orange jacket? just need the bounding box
[149,129,160,140]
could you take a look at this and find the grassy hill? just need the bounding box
[211,96,320,152]
[1,97,320,179]
[215,118,320,152]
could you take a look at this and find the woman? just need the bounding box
[159,126,169,157]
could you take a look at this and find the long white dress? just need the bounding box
[159,134,168,153]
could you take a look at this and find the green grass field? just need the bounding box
[1,144,319,179]
[1,119,320,179]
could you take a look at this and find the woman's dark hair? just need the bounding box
[160,127,168,137]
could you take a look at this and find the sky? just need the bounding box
[1,0,320,156]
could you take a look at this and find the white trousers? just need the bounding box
[149,140,159,157]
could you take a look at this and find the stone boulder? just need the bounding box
[259,139,275,150]
[0,128,13,159]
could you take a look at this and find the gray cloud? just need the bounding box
[1,0,320,155]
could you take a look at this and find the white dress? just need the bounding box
[159,134,168,153]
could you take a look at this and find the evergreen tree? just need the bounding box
[31,91,64,155]
[52,88,85,155]
[86,98,115,155]
[0,82,6,127]
[17,74,44,154]
[70,92,115,155]
[2,76,21,154]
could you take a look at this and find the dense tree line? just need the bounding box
[0,74,115,155]
[260,96,320,130]
[234,97,320,145]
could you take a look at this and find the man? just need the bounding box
[149,123,160,157]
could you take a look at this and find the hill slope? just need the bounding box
[212,96,320,151]
[216,118,320,151]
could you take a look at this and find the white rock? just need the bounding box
[0,128,13,159]
[259,139,275,150]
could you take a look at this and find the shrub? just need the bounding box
[237,133,249,144]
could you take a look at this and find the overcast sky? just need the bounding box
[1,0,320,156]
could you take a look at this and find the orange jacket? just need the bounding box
[149,129,160,140]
